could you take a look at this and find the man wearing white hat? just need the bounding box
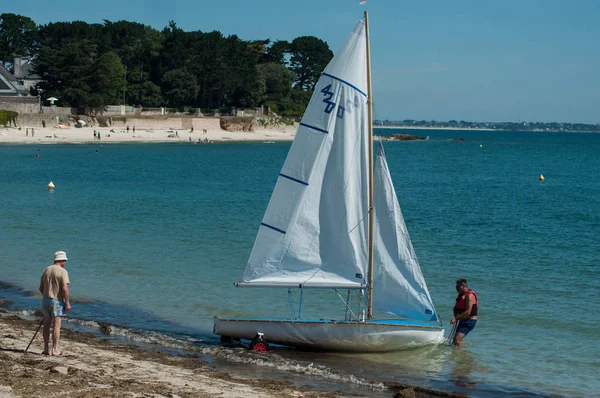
[39,251,71,356]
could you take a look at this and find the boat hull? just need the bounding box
[214,317,444,352]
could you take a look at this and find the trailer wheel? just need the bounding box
[250,336,269,352]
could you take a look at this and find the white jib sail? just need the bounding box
[372,143,438,321]
[240,21,369,289]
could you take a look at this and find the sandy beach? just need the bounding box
[0,124,297,145]
[0,315,337,398]
[0,314,458,398]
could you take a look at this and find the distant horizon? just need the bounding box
[2,0,599,123]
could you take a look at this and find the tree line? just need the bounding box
[0,13,334,115]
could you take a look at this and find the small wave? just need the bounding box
[67,318,199,350]
[199,346,386,390]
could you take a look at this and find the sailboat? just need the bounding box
[214,11,444,352]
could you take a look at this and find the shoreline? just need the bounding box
[0,125,297,145]
[0,314,455,398]
[375,125,499,131]
[376,125,600,133]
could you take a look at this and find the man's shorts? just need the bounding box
[41,298,65,317]
[457,319,477,336]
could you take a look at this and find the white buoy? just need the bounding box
[539,175,544,181]
[47,181,55,190]
[480,144,483,148]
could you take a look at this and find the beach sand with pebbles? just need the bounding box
[0,315,338,398]
[0,123,297,145]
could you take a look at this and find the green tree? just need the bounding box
[264,40,290,65]
[91,52,126,105]
[288,36,333,90]
[101,20,163,106]
[257,63,294,101]
[34,39,99,106]
[162,68,199,108]
[0,13,37,71]
[127,69,162,106]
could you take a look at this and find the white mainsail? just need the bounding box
[239,21,369,289]
[372,143,438,321]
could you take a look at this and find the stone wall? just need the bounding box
[16,113,75,128]
[5,111,226,131]
[0,97,40,114]
[102,116,222,131]
[41,106,73,116]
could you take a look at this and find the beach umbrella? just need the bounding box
[78,120,86,125]
[46,97,58,105]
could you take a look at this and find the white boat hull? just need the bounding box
[214,317,444,352]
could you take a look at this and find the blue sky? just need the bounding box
[4,0,600,123]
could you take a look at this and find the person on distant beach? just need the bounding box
[39,251,71,356]
[132,126,135,134]
[93,130,97,139]
[97,131,101,140]
[26,128,29,137]
[126,125,130,133]
[450,279,478,347]
[31,128,35,137]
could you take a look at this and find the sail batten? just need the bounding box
[322,72,368,97]
[279,173,309,186]
[260,223,286,234]
[299,123,329,134]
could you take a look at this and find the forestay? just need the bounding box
[239,21,370,289]
[372,143,438,321]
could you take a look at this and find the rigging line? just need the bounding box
[287,289,297,320]
[445,322,458,345]
[335,289,358,320]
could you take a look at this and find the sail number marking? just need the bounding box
[320,84,359,120]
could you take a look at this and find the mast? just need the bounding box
[364,10,375,320]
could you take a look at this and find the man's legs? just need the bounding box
[453,331,466,347]
[42,316,52,354]
[51,316,62,355]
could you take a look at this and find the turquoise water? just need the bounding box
[1,129,599,397]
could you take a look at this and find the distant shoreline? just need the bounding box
[375,125,600,133]
[376,125,498,131]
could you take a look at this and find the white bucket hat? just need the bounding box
[54,251,68,262]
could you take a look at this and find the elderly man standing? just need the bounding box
[39,251,71,355]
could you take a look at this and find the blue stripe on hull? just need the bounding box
[218,317,441,329]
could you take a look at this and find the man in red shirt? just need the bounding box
[39,251,71,355]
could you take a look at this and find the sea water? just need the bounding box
[1,129,598,397]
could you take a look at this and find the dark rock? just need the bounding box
[394,388,416,398]
[391,134,426,141]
